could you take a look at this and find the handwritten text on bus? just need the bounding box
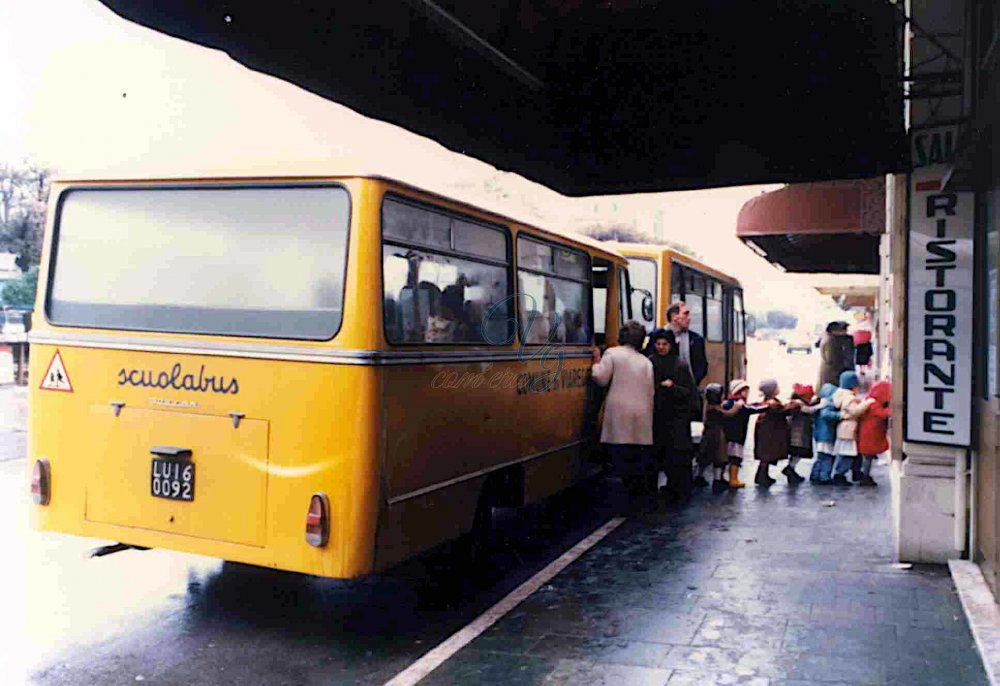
[117,363,240,395]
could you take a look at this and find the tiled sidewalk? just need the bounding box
[425,460,988,685]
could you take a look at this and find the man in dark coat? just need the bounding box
[665,302,708,386]
[818,321,854,387]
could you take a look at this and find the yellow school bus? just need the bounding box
[28,174,632,578]
[604,243,747,389]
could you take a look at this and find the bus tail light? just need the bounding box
[305,493,330,547]
[31,459,51,505]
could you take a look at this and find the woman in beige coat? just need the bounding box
[592,321,654,509]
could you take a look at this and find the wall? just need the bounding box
[977,399,999,594]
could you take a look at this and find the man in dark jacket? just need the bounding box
[666,302,708,386]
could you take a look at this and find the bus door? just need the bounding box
[592,259,610,347]
[723,286,734,389]
[618,263,632,331]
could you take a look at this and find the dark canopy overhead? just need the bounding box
[99,1,906,196]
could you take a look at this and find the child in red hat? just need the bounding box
[856,380,892,487]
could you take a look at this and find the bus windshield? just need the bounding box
[48,185,351,340]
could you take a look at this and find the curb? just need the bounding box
[950,559,1000,685]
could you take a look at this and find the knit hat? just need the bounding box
[792,383,815,402]
[729,379,749,397]
[839,370,860,389]
[759,378,779,398]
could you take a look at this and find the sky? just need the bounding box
[0,0,871,329]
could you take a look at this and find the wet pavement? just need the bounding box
[14,454,988,685]
[9,456,617,685]
[426,460,988,685]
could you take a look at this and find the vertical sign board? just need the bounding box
[905,125,974,446]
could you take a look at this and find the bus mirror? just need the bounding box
[642,294,654,322]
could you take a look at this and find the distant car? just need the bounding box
[1,309,25,335]
[786,332,813,354]
[1,308,31,339]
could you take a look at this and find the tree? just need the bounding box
[0,163,50,272]
[2,267,38,308]
[577,223,700,259]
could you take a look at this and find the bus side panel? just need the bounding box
[29,344,381,578]
[516,357,592,503]
[374,356,591,568]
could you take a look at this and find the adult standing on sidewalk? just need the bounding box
[818,321,855,388]
[592,321,654,511]
[648,329,697,501]
[666,302,708,386]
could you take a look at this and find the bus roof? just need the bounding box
[52,169,627,265]
[603,242,741,287]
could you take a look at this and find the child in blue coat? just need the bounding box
[810,383,840,485]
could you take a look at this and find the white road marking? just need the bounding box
[383,516,626,686]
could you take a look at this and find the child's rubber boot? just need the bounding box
[754,463,774,486]
[728,465,745,489]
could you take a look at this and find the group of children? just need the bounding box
[699,371,892,491]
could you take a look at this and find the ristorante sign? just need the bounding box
[905,126,973,446]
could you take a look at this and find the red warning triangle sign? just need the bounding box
[40,350,73,392]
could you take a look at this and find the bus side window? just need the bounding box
[733,289,746,343]
[516,238,592,346]
[626,257,657,332]
[687,272,706,337]
[382,197,512,345]
[670,262,684,303]
[706,279,724,342]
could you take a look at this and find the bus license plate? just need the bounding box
[150,458,195,502]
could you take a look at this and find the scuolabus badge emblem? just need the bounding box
[150,398,199,409]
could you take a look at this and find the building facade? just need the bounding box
[881,0,1000,588]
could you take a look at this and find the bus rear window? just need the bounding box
[48,185,350,340]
